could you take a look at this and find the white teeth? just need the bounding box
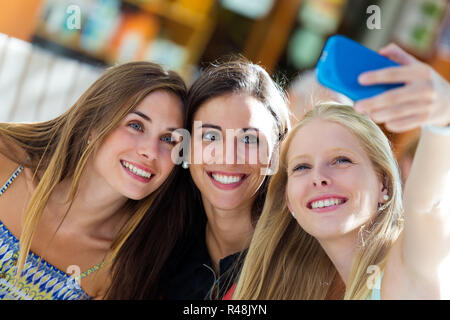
[211,173,242,185]
[311,198,343,209]
[121,161,152,179]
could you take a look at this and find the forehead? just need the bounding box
[287,119,367,160]
[193,93,274,131]
[133,90,183,124]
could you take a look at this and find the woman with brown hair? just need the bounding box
[109,58,291,299]
[0,61,187,299]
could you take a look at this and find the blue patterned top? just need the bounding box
[0,220,91,300]
[0,166,94,300]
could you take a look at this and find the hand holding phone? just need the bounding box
[317,36,450,132]
[355,43,450,131]
[316,35,404,101]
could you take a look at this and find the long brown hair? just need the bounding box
[0,61,187,292]
[233,104,403,300]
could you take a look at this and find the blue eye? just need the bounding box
[241,135,259,144]
[128,122,143,132]
[203,131,221,142]
[161,134,176,145]
[334,157,352,164]
[293,164,310,172]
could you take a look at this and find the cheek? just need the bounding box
[157,148,176,178]
[286,177,307,211]
[333,167,371,196]
[255,136,273,166]
[343,170,381,213]
[94,130,129,165]
[236,139,272,167]
[101,128,137,154]
[255,143,270,166]
[238,145,263,166]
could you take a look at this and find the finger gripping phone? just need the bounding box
[316,35,404,101]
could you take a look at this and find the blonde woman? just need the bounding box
[233,45,450,299]
[0,62,187,299]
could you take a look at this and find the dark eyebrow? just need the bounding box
[131,111,181,132]
[197,123,222,130]
[242,127,259,132]
[131,111,151,122]
[195,124,260,132]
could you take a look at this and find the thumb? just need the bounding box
[378,43,418,65]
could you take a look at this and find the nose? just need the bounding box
[223,132,238,165]
[312,166,331,187]
[138,137,159,161]
[313,179,330,187]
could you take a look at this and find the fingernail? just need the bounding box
[358,73,369,84]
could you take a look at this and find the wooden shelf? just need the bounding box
[33,22,114,64]
[30,0,216,80]
[123,0,206,29]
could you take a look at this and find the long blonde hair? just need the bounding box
[233,103,403,299]
[0,61,187,283]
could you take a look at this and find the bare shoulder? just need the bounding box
[0,134,33,183]
[382,234,443,299]
[0,135,31,233]
[0,136,20,183]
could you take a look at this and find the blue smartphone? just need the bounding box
[316,35,404,101]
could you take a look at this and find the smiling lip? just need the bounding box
[120,160,154,183]
[207,170,248,190]
[306,194,348,213]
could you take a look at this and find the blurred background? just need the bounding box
[0,0,449,178]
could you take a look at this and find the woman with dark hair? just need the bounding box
[0,61,187,299]
[110,58,291,299]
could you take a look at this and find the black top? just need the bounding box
[161,217,244,300]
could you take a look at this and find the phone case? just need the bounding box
[316,35,403,101]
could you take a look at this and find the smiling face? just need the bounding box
[189,93,277,211]
[91,89,183,200]
[286,119,387,242]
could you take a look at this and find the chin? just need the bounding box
[122,190,153,201]
[209,197,246,211]
[308,224,360,242]
[123,194,144,201]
